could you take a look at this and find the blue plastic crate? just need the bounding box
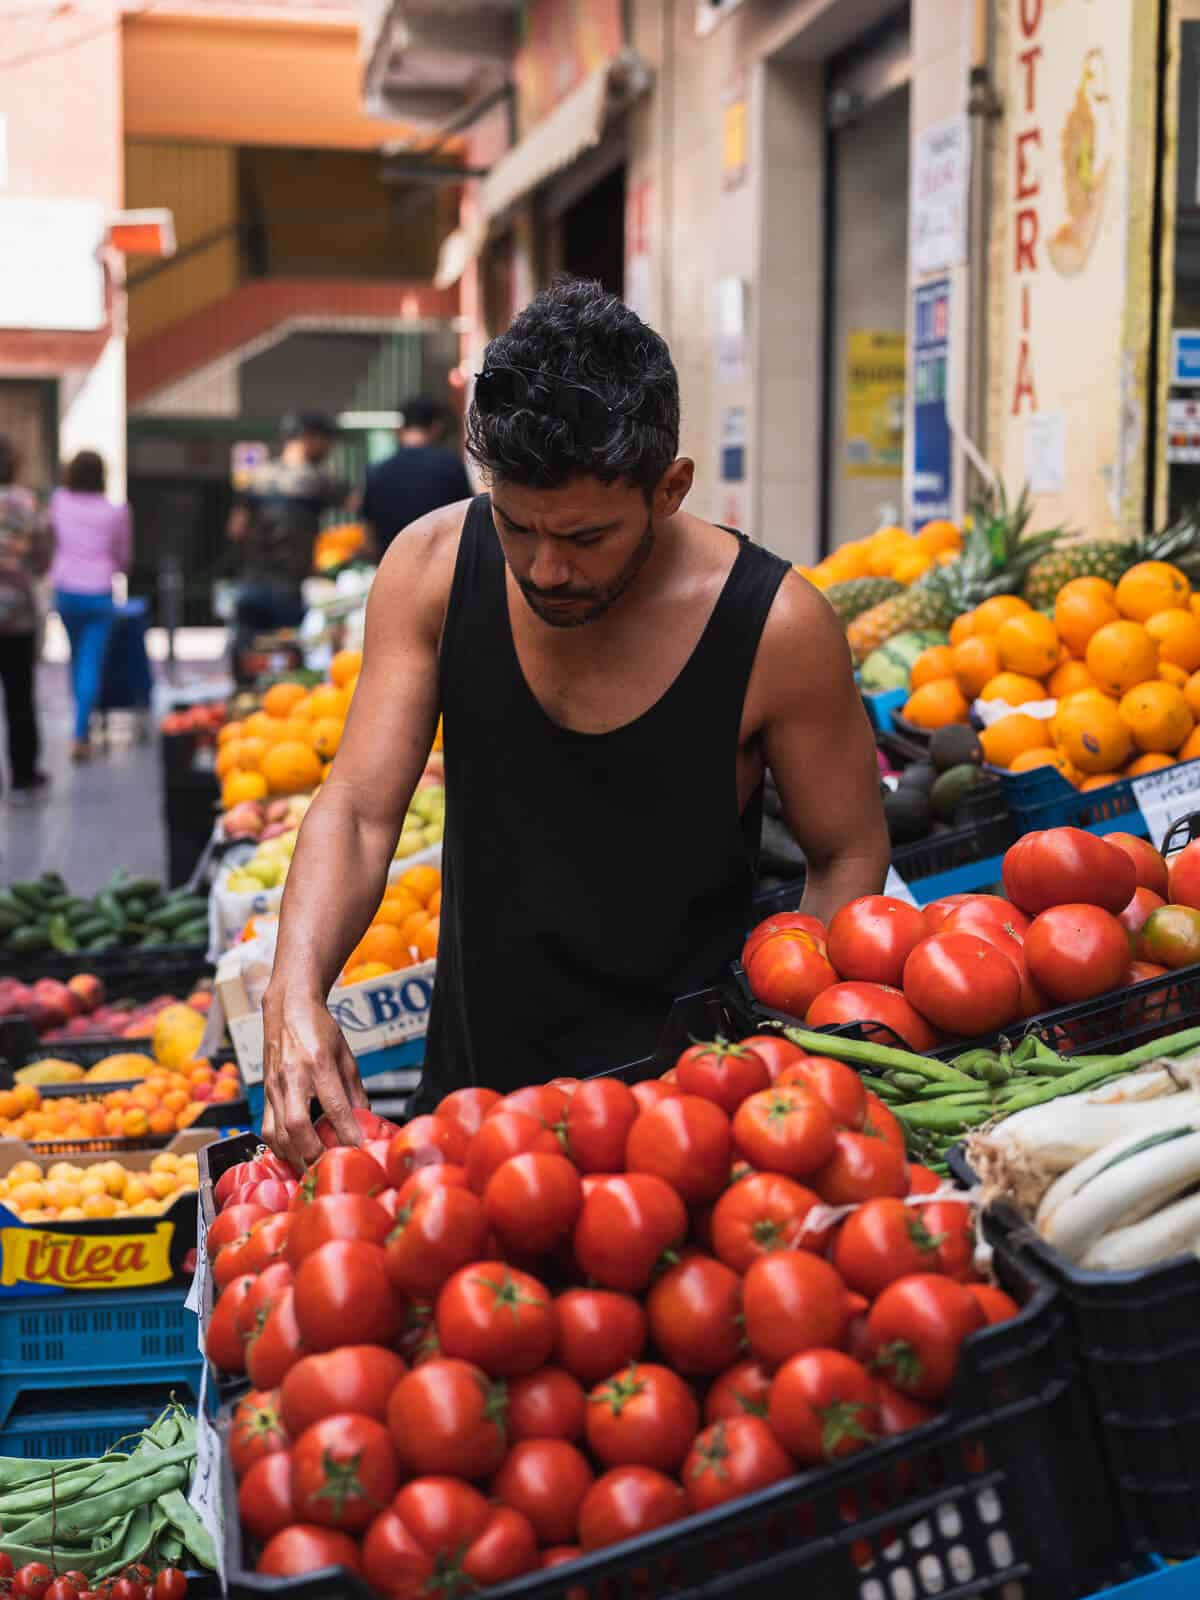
[1078,1557,1200,1597]
[990,760,1167,840]
[862,685,906,733]
[0,1380,200,1459]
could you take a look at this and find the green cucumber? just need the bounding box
[84,935,120,952]
[71,915,115,944]
[0,908,24,937]
[172,917,210,944]
[138,930,169,948]
[64,899,96,927]
[0,890,24,919]
[123,898,148,922]
[6,926,49,953]
[37,872,67,894]
[8,883,45,914]
[96,891,128,933]
[114,876,162,903]
[145,900,207,932]
[47,914,78,954]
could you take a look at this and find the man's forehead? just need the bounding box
[493,479,636,533]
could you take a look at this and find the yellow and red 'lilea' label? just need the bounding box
[0,1223,175,1289]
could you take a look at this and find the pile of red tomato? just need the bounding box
[204,1047,1016,1597]
[743,827,1200,1046]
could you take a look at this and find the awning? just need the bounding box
[433,47,650,287]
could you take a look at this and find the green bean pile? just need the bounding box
[0,1404,216,1580]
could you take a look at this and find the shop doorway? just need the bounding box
[561,164,626,298]
[820,12,911,552]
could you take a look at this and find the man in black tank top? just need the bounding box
[260,278,889,1166]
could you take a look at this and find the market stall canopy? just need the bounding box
[434,47,651,288]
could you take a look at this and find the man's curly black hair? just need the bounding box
[466,277,680,498]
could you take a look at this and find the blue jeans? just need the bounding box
[55,590,115,742]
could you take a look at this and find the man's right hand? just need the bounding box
[261,988,369,1170]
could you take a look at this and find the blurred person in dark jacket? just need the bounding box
[0,435,54,802]
[360,397,472,558]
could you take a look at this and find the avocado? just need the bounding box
[929,723,984,773]
[883,784,932,845]
[898,761,937,792]
[931,763,986,823]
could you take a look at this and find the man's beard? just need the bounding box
[518,521,655,629]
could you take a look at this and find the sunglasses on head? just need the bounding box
[473,363,659,437]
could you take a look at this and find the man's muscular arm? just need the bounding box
[260,505,462,1167]
[758,572,890,925]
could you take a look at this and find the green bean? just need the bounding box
[0,1465,110,1517]
[893,1098,992,1132]
[160,1486,218,1572]
[96,1503,159,1580]
[0,1457,98,1489]
[783,1027,975,1084]
[6,1459,188,1548]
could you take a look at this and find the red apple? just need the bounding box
[67,973,105,1014]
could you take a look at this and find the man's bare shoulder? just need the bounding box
[756,567,853,700]
[371,497,477,626]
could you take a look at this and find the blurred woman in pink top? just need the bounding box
[49,451,133,761]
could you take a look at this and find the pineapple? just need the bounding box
[847,484,1061,663]
[823,577,903,623]
[1021,509,1200,609]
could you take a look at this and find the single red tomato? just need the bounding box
[919,1198,976,1280]
[507,1366,588,1441]
[768,1348,879,1463]
[237,1212,293,1276]
[968,1283,1021,1324]
[737,1032,807,1082]
[1025,904,1131,1002]
[1003,828,1136,916]
[683,1417,794,1512]
[631,1078,682,1112]
[744,931,838,1017]
[942,897,1031,942]
[1107,832,1170,897]
[314,1106,400,1148]
[806,982,939,1052]
[704,1358,774,1423]
[387,1357,509,1479]
[867,1274,987,1401]
[435,1086,502,1141]
[675,1039,771,1115]
[206,1278,253,1376]
[437,1261,555,1377]
[586,1362,700,1473]
[907,1163,942,1195]
[776,1056,868,1129]
[577,1466,687,1552]
[862,1093,907,1154]
[827,896,929,987]
[151,1573,188,1600]
[731,1086,836,1178]
[386,1116,470,1186]
[465,1111,561,1194]
[810,1128,909,1206]
[742,1251,861,1366]
[1168,839,1200,910]
[554,1288,648,1385]
[1127,959,1169,985]
[230,1386,289,1480]
[257,1526,361,1579]
[299,1145,388,1203]
[563,1078,640,1172]
[876,1380,936,1435]
[902,933,1021,1036]
[493,1084,571,1127]
[395,1163,470,1208]
[645,1252,743,1376]
[208,1203,269,1252]
[385,1184,489,1298]
[279,1345,407,1437]
[484,1151,583,1255]
[237,1450,295,1543]
[743,911,828,967]
[1139,904,1200,970]
[491,1439,595,1546]
[832,1197,944,1299]
[284,1192,392,1268]
[42,1580,79,1600]
[291,1413,398,1531]
[625,1095,732,1206]
[1118,885,1166,937]
[235,1261,293,1343]
[921,893,977,933]
[294,1239,404,1352]
[711,1171,831,1272]
[245,1285,305,1389]
[573,1174,688,1292]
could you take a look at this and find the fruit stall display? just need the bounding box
[800,517,963,613]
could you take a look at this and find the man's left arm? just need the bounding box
[757,571,890,926]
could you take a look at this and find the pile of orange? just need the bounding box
[0,1147,201,1223]
[340,864,442,985]
[901,562,1200,791]
[0,1059,241,1144]
[218,651,362,808]
[802,520,962,590]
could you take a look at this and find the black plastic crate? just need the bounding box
[0,941,212,999]
[220,1238,1129,1600]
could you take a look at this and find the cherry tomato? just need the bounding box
[387,1356,509,1478]
[683,1416,793,1511]
[507,1366,588,1441]
[732,1085,836,1178]
[230,1386,289,1480]
[577,1466,687,1551]
[484,1151,583,1255]
[573,1173,688,1291]
[645,1251,743,1376]
[704,1358,773,1423]
[279,1344,407,1438]
[437,1261,555,1377]
[43,1582,78,1600]
[968,1283,1021,1324]
[675,1039,771,1115]
[238,1450,295,1543]
[245,1285,305,1389]
[1026,904,1132,1001]
[776,1056,867,1129]
[810,1128,909,1205]
[586,1362,700,1473]
[563,1077,640,1172]
[465,1110,561,1193]
[806,981,939,1052]
[744,930,838,1016]
[867,1274,987,1400]
[491,1439,595,1545]
[768,1348,879,1463]
[833,1197,944,1299]
[257,1526,361,1578]
[711,1171,830,1272]
[827,896,929,987]
[742,1251,862,1366]
[435,1086,502,1141]
[291,1413,398,1531]
[151,1574,188,1600]
[294,1239,404,1352]
[554,1288,648,1385]
[385,1184,489,1298]
[625,1095,732,1206]
[284,1192,392,1268]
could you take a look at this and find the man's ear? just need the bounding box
[655,459,695,519]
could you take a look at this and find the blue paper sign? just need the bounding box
[1172,332,1200,386]
[911,278,952,524]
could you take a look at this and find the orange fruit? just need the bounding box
[308,684,348,721]
[891,550,933,585]
[281,716,314,743]
[1118,681,1195,753]
[350,924,411,972]
[263,681,308,719]
[343,962,395,986]
[980,713,1053,769]
[374,892,422,927]
[1177,725,1200,763]
[1145,608,1200,672]
[428,887,441,916]
[952,636,1001,700]
[398,865,442,906]
[232,736,269,773]
[261,740,323,796]
[1185,670,1200,719]
[218,720,244,746]
[1115,561,1191,622]
[910,646,957,691]
[1086,620,1158,697]
[914,520,961,556]
[972,596,1032,636]
[330,649,363,688]
[1008,746,1064,773]
[901,680,969,730]
[310,717,344,761]
[1054,578,1119,656]
[948,612,977,647]
[243,712,289,744]
[1047,659,1095,700]
[1127,752,1177,775]
[222,770,268,808]
[994,612,1060,679]
[1080,772,1122,791]
[1159,662,1190,688]
[122,1109,150,1139]
[215,746,241,781]
[0,1089,19,1120]
[979,672,1048,707]
[1053,695,1133,774]
[414,917,439,962]
[1192,594,1200,624]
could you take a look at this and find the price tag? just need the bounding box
[885,865,919,907]
[1132,760,1200,852]
[188,1367,226,1584]
[185,1205,207,1323]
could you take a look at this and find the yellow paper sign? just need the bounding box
[1,1223,175,1290]
[845,330,906,477]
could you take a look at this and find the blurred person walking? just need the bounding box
[360,396,472,558]
[49,451,132,762]
[228,411,344,681]
[0,435,54,803]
